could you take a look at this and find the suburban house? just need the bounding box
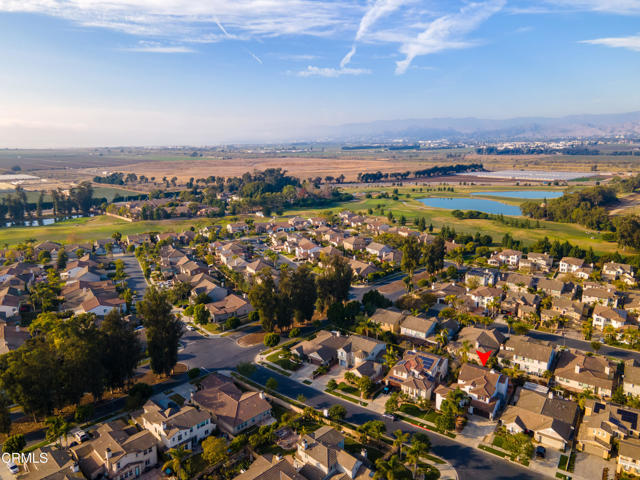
[536,278,573,297]
[468,287,503,310]
[524,252,553,272]
[342,236,367,252]
[623,360,640,397]
[369,308,405,333]
[138,400,212,450]
[449,327,505,364]
[577,399,640,459]
[559,257,585,273]
[489,249,522,267]
[437,363,508,419]
[205,294,253,322]
[70,420,157,480]
[465,268,498,287]
[293,330,350,366]
[336,335,386,369]
[348,259,378,279]
[617,438,640,477]
[293,427,373,480]
[399,315,437,340]
[498,336,556,376]
[592,304,628,329]
[0,322,30,355]
[602,262,635,284]
[366,242,392,258]
[193,373,274,435]
[235,455,307,480]
[385,350,448,400]
[554,350,616,397]
[501,388,579,451]
[582,287,619,307]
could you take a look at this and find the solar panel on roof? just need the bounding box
[618,409,638,430]
[416,354,435,369]
[593,402,605,413]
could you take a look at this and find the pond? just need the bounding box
[2,214,92,228]
[470,190,564,199]
[418,197,522,216]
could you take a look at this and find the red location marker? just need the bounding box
[476,350,492,367]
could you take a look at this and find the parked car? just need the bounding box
[535,446,546,459]
[382,413,396,420]
[75,430,89,442]
[8,461,19,475]
[186,324,195,331]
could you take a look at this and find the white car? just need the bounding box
[74,430,89,442]
[186,324,195,331]
[8,461,19,475]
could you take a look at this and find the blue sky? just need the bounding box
[1,0,639,147]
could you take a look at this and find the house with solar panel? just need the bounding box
[577,399,640,459]
[384,350,448,400]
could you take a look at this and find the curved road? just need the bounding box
[178,332,548,480]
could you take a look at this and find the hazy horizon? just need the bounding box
[2,0,640,148]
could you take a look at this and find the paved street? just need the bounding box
[178,331,547,480]
[117,253,148,300]
[491,321,640,364]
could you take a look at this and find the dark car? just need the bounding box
[535,446,546,459]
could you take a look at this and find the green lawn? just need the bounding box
[337,382,360,396]
[266,350,303,371]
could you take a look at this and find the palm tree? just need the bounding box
[357,318,375,337]
[405,440,430,479]
[435,330,449,350]
[488,298,501,318]
[384,346,400,369]
[162,446,191,480]
[393,429,410,458]
[374,455,405,480]
[371,322,383,340]
[460,339,472,364]
[45,416,69,448]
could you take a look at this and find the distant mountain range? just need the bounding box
[311,111,640,143]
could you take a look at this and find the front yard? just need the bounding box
[265,349,303,371]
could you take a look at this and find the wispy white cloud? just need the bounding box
[542,0,640,15]
[581,34,640,51]
[295,66,371,77]
[0,0,357,42]
[395,0,506,75]
[341,0,410,67]
[122,41,195,53]
[274,53,319,61]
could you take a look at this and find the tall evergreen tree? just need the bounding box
[101,309,142,390]
[138,287,183,376]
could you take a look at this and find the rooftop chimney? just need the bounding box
[575,364,582,374]
[548,391,554,399]
[605,365,611,375]
[302,439,308,450]
[71,463,80,473]
[259,392,265,399]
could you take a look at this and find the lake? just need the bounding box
[470,190,564,199]
[419,197,522,216]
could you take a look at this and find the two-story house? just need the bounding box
[193,373,274,435]
[623,359,640,397]
[385,350,448,400]
[498,336,556,376]
[578,399,640,459]
[399,315,437,340]
[554,350,616,397]
[138,401,212,450]
[71,420,157,480]
[559,257,585,274]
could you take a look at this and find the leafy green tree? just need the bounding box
[138,287,183,376]
[3,434,26,453]
[613,385,627,405]
[0,393,11,434]
[248,269,279,332]
[56,248,68,270]
[280,265,317,323]
[266,377,278,390]
[385,392,400,413]
[357,375,374,398]
[202,436,228,466]
[264,332,280,347]
[406,439,430,479]
[328,404,347,421]
[317,255,353,309]
[423,237,445,273]
[401,236,421,278]
[374,455,405,480]
[327,379,338,390]
[100,309,142,390]
[192,303,211,325]
[358,420,386,444]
